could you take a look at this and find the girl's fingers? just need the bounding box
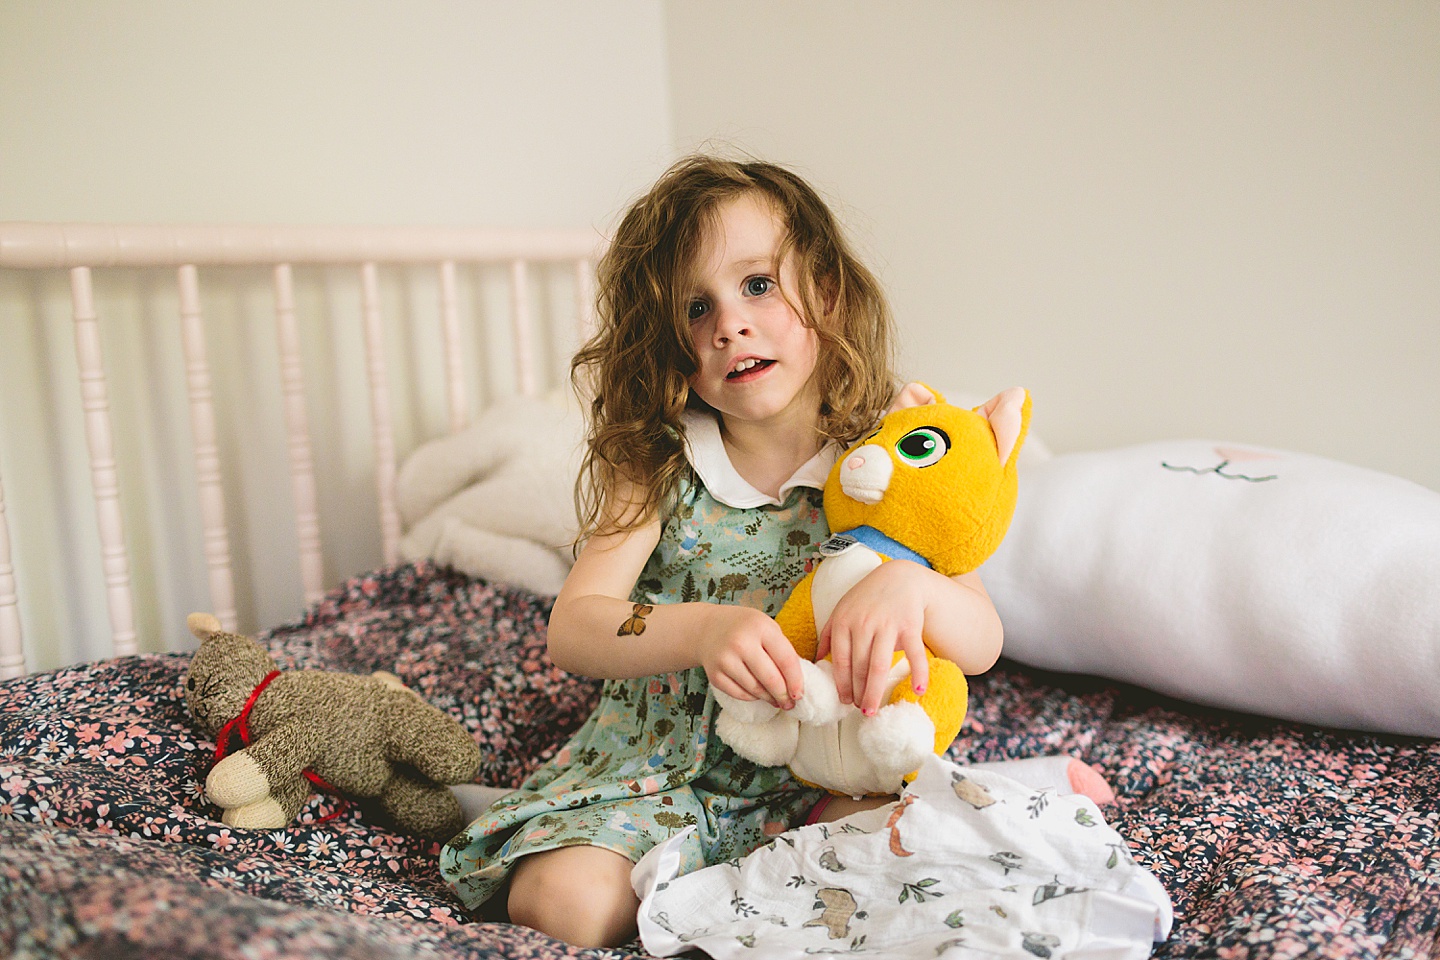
[851,631,884,714]
[746,651,793,709]
[852,645,869,712]
[828,625,854,705]
[717,650,772,703]
[861,631,896,715]
[900,630,929,695]
[710,672,759,703]
[763,633,806,703]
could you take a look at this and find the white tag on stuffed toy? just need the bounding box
[816,533,860,558]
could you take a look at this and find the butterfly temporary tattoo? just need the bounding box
[617,603,654,636]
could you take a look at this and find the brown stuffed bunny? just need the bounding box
[184,613,480,841]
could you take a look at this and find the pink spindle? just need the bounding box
[178,265,239,630]
[0,470,24,678]
[575,257,596,341]
[273,264,326,605]
[70,267,139,657]
[438,260,468,433]
[360,263,402,565]
[509,259,536,396]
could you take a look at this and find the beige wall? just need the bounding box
[4,1,1437,669]
[665,1,1440,491]
[0,1,675,668]
[1,1,673,227]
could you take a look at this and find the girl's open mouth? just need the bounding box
[726,358,775,380]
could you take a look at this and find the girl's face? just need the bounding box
[685,193,821,431]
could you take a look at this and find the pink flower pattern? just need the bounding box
[0,560,1436,958]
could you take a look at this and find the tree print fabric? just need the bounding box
[440,478,831,912]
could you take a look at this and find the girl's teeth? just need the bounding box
[732,359,759,374]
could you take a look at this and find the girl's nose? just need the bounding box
[711,302,752,344]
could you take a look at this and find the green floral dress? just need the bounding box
[440,474,831,913]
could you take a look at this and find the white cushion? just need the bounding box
[979,440,1440,738]
[396,392,584,595]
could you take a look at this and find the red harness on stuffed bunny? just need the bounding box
[211,669,349,824]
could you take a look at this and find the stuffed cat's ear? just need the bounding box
[885,381,940,415]
[979,388,1031,469]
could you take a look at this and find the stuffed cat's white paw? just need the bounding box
[716,708,800,768]
[788,659,844,725]
[712,687,781,724]
[857,700,934,782]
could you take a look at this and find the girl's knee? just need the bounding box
[507,847,639,948]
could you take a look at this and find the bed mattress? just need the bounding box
[2,562,1437,958]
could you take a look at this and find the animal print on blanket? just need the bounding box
[953,667,1440,958]
[1,560,1439,959]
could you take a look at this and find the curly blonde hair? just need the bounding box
[571,155,898,541]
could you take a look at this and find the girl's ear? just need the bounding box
[979,387,1030,468]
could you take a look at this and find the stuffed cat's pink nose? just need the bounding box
[846,456,866,471]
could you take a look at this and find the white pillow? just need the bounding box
[397,392,584,596]
[979,440,1440,738]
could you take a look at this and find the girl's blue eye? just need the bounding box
[745,276,773,296]
[687,299,708,322]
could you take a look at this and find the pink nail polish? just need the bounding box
[914,684,926,695]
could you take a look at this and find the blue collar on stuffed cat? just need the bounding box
[833,525,933,570]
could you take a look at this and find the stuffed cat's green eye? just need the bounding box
[895,427,949,467]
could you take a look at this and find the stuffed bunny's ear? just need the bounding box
[979,388,1031,469]
[187,612,222,640]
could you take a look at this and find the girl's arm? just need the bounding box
[816,560,1003,715]
[547,490,807,708]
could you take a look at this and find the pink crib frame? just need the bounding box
[0,222,602,679]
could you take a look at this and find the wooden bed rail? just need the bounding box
[0,222,602,269]
[0,222,602,678]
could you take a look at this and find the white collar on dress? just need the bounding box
[680,408,839,508]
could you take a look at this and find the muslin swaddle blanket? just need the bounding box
[632,755,1172,959]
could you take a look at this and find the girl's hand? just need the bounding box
[816,560,931,716]
[697,605,806,710]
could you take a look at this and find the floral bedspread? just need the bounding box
[2,561,1439,959]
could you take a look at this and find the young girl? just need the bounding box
[440,155,1099,948]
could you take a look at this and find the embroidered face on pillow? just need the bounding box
[980,439,1440,738]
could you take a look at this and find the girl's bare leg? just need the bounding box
[507,844,640,948]
[814,794,895,821]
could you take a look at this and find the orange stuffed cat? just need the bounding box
[714,385,1030,797]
